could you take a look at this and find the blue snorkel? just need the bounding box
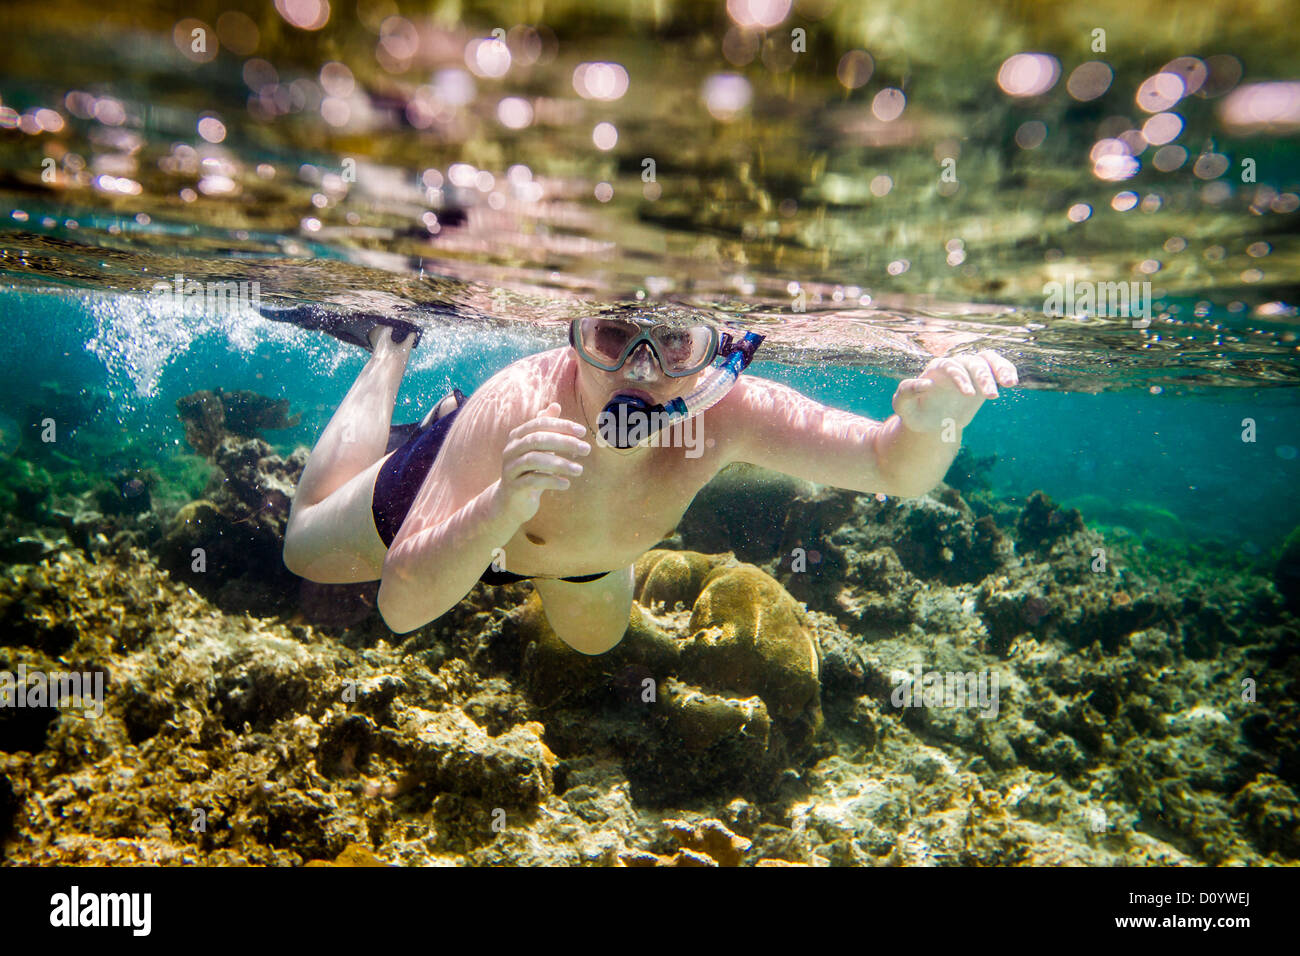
[598,330,765,449]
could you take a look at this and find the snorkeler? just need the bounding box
[276,308,1018,654]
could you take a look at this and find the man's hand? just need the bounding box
[493,401,590,523]
[892,350,1019,433]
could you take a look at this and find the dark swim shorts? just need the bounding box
[371,389,611,585]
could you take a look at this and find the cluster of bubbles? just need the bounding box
[989,46,1297,301]
[997,50,1298,187]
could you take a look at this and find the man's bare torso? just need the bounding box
[413,347,740,577]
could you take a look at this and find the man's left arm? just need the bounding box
[720,351,1018,497]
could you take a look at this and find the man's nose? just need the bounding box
[623,342,661,381]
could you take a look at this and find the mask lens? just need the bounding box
[651,325,714,374]
[579,318,639,366]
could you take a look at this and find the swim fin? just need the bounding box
[258,302,423,351]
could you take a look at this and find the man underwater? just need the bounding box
[276,309,1018,653]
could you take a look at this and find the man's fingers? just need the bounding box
[509,414,586,442]
[957,355,999,398]
[981,350,1019,386]
[896,378,933,400]
[509,430,592,458]
[504,451,584,481]
[514,472,571,493]
[937,359,977,396]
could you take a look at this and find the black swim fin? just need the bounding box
[258,302,422,351]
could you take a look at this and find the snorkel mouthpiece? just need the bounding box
[598,331,765,449]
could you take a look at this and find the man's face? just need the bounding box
[577,338,707,408]
[572,320,712,408]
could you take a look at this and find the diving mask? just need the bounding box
[569,316,721,378]
[570,315,765,449]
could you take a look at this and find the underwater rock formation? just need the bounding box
[158,389,309,616]
[0,550,558,864]
[2,457,1297,866]
[512,552,823,802]
[1276,526,1300,613]
[675,464,827,563]
[175,388,300,459]
[1016,490,1087,552]
[619,818,752,867]
[305,844,390,867]
[671,465,1300,864]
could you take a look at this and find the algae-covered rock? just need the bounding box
[218,389,301,439]
[683,564,821,722]
[166,389,308,615]
[892,490,1013,584]
[390,706,556,808]
[5,440,1296,866]
[660,678,771,755]
[305,843,391,867]
[1232,774,1300,860]
[157,498,283,602]
[633,548,728,610]
[0,549,577,865]
[1016,490,1086,552]
[1275,526,1300,613]
[835,546,921,632]
[517,595,680,709]
[175,391,227,460]
[618,817,752,867]
[675,463,819,562]
[176,388,300,459]
[0,458,54,522]
[154,434,308,615]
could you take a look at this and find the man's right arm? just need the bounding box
[376,480,522,633]
[375,397,588,633]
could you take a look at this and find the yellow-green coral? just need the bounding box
[682,564,821,722]
[633,549,729,610]
[513,552,824,797]
[660,679,771,754]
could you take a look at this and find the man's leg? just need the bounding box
[533,565,636,655]
[283,328,412,582]
[293,327,413,508]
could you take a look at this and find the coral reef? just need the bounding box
[508,554,822,803]
[1276,526,1300,614]
[1,454,1297,867]
[156,389,308,616]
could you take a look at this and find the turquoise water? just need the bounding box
[4,287,1296,552]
